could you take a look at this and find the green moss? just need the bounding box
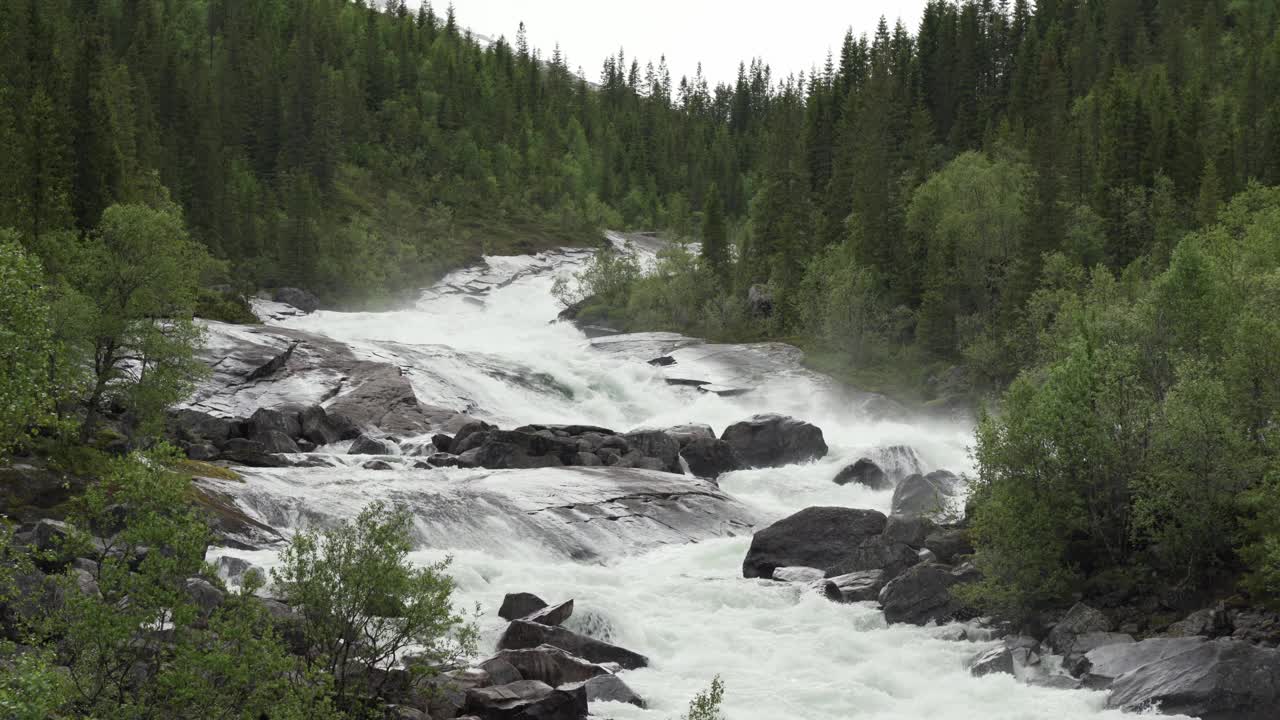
[170,458,242,482]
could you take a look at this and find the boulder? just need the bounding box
[1046,603,1112,655]
[349,435,400,456]
[1106,638,1280,720]
[890,470,962,519]
[499,593,548,622]
[680,438,743,479]
[1062,632,1134,675]
[452,421,498,454]
[1080,636,1208,688]
[484,645,606,687]
[968,646,1015,677]
[253,429,300,454]
[772,567,826,584]
[184,577,225,617]
[1167,604,1229,638]
[478,657,523,686]
[877,562,976,626]
[524,600,574,627]
[432,434,455,452]
[664,424,716,447]
[741,507,888,579]
[881,514,934,547]
[497,620,648,670]
[823,570,886,603]
[869,445,925,483]
[464,679,587,720]
[426,453,460,468]
[721,414,827,469]
[299,405,343,446]
[833,458,890,489]
[248,408,302,441]
[167,409,239,447]
[186,443,219,461]
[469,431,571,470]
[362,459,395,471]
[563,674,645,708]
[923,528,973,564]
[622,431,682,474]
[273,287,321,313]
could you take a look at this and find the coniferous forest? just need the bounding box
[3,0,1280,717]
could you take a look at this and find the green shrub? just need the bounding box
[681,675,726,720]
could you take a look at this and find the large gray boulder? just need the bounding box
[483,645,607,687]
[563,673,645,708]
[497,620,648,670]
[680,438,743,479]
[890,470,962,519]
[833,458,890,489]
[720,414,827,469]
[1080,636,1208,688]
[664,423,715,447]
[273,287,321,313]
[248,407,302,441]
[823,570,887,603]
[742,507,913,579]
[1047,603,1112,655]
[348,434,400,456]
[1106,638,1280,720]
[464,679,587,720]
[877,562,978,626]
[623,431,682,474]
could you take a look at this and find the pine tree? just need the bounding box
[700,183,728,283]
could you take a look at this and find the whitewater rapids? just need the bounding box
[217,237,1182,720]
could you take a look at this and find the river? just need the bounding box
[206,239,1175,720]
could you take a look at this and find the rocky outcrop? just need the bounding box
[832,458,890,489]
[877,562,979,625]
[742,507,916,580]
[1105,638,1280,720]
[679,438,743,479]
[464,679,587,720]
[449,424,691,475]
[499,593,548,622]
[483,645,607,688]
[273,287,321,314]
[349,435,400,456]
[890,470,962,519]
[1046,603,1112,655]
[720,414,828,469]
[823,570,886,603]
[1079,636,1208,688]
[498,620,648,670]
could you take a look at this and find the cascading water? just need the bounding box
[208,236,1182,720]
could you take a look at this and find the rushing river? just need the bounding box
[210,238,1178,720]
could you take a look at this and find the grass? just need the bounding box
[170,459,242,483]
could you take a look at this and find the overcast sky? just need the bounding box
[438,1,930,88]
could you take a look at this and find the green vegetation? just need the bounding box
[0,449,473,719]
[681,675,727,720]
[272,502,478,709]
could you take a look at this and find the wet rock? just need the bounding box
[484,645,606,687]
[273,287,320,313]
[1167,604,1229,638]
[742,507,906,579]
[498,620,648,670]
[881,514,934,547]
[833,458,890,489]
[823,570,886,603]
[362,459,395,471]
[565,673,645,708]
[432,434,455,452]
[890,470,962,519]
[1046,603,1112,655]
[680,438,743,479]
[623,431,682,474]
[464,679,587,720]
[327,367,466,437]
[248,407,302,442]
[572,452,602,467]
[720,414,828,469]
[772,567,826,584]
[214,555,262,585]
[1106,638,1280,719]
[478,656,523,686]
[299,405,343,446]
[524,600,574,627]
[167,408,239,447]
[869,445,925,483]
[1063,632,1134,676]
[499,593,548,622]
[648,356,676,367]
[877,562,977,626]
[664,424,715,447]
[253,429,300,454]
[424,453,460,468]
[470,431,570,470]
[453,421,499,454]
[349,435,400,456]
[1081,636,1207,689]
[923,528,973,564]
[968,646,1015,677]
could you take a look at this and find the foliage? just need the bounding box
[0,645,71,720]
[0,231,57,458]
[271,502,477,709]
[1239,470,1280,608]
[64,204,211,440]
[681,675,726,720]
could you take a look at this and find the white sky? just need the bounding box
[437,1,931,88]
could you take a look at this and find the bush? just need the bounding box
[0,232,58,458]
[271,502,477,710]
[681,675,726,720]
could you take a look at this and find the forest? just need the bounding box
[2,0,1280,715]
